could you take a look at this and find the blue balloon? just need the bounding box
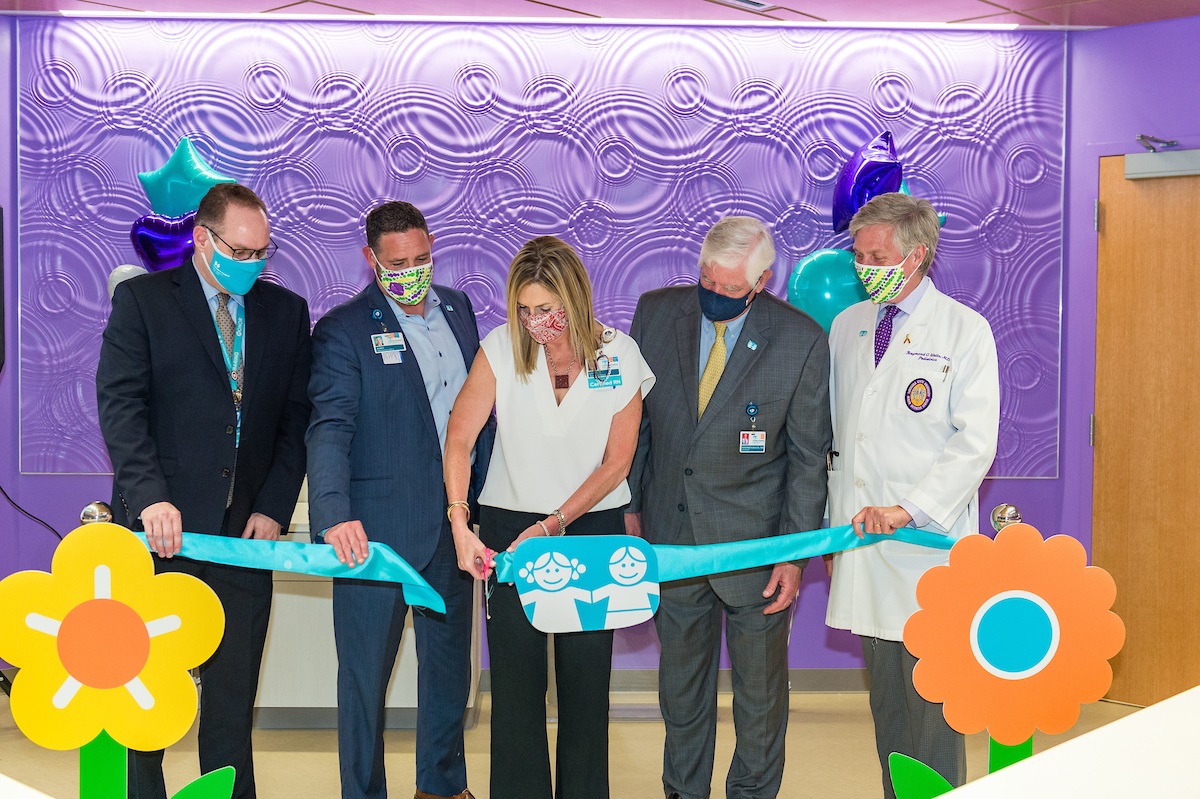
[137,138,236,217]
[130,211,196,272]
[787,248,868,333]
[832,131,904,233]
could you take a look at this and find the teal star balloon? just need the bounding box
[137,137,236,217]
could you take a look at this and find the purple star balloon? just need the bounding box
[832,131,904,233]
[131,212,196,272]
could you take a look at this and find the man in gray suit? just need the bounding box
[626,217,832,799]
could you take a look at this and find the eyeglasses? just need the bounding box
[205,226,279,261]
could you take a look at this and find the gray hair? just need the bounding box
[849,193,940,275]
[698,216,776,285]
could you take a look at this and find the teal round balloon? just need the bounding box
[787,248,868,333]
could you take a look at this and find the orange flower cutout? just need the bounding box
[904,523,1124,746]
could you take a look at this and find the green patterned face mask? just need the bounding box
[375,254,434,306]
[855,249,916,304]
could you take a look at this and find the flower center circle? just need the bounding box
[970,590,1060,680]
[57,598,150,689]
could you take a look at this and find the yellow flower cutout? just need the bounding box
[0,523,224,751]
[905,523,1124,746]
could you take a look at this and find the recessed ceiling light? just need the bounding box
[708,0,781,12]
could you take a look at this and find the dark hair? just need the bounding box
[365,201,429,249]
[194,183,267,230]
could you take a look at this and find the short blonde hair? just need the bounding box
[698,216,776,285]
[506,236,599,378]
[849,193,940,275]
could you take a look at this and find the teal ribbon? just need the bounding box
[142,534,445,614]
[493,524,954,585]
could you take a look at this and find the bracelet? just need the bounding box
[553,508,567,536]
[537,520,551,536]
[446,500,471,523]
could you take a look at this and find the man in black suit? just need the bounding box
[97,183,311,799]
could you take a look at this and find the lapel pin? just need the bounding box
[747,340,758,350]
[859,330,867,337]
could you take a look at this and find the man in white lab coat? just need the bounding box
[825,193,1000,798]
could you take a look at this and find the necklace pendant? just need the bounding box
[554,374,569,390]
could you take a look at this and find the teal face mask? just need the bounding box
[205,247,266,296]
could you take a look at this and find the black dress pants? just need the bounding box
[127,540,272,799]
[480,505,619,799]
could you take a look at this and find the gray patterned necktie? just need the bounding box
[215,293,243,399]
[216,293,240,507]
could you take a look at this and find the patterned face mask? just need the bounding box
[855,249,917,304]
[518,307,569,345]
[375,254,433,306]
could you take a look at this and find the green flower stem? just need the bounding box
[988,735,1033,774]
[80,730,125,799]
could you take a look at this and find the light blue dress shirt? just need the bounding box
[385,288,470,453]
[698,307,751,383]
[874,272,931,341]
[195,264,246,358]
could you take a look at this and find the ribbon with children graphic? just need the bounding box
[494,525,956,633]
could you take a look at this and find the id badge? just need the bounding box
[372,332,407,354]
[587,355,623,389]
[739,430,766,454]
[381,350,403,365]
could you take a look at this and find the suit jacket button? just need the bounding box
[678,503,686,512]
[222,468,231,478]
[684,468,693,476]
[226,425,235,435]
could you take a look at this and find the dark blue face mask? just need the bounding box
[697,280,754,322]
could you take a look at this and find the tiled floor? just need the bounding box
[0,690,1137,798]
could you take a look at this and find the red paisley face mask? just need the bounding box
[518,307,569,345]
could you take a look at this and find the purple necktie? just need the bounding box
[874,305,900,367]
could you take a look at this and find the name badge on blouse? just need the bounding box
[372,332,406,364]
[587,354,623,389]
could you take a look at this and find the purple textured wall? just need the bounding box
[6,15,1148,673]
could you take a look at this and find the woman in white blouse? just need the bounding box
[444,235,654,799]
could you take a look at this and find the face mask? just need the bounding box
[204,248,265,296]
[855,250,917,305]
[518,307,569,345]
[376,254,434,306]
[697,281,754,323]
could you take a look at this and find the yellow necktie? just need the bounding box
[698,321,727,418]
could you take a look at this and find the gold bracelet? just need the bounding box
[553,508,567,536]
[446,500,471,523]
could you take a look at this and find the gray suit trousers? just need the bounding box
[656,575,790,799]
[861,636,965,799]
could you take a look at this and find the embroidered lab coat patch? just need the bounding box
[905,378,933,412]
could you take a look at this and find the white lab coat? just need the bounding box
[825,280,1000,640]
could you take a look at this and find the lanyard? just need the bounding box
[214,298,245,447]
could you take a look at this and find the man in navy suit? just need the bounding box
[97,183,311,799]
[306,201,491,799]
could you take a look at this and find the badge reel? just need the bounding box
[739,403,766,454]
[587,329,623,389]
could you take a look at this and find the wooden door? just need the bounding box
[1094,155,1200,705]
